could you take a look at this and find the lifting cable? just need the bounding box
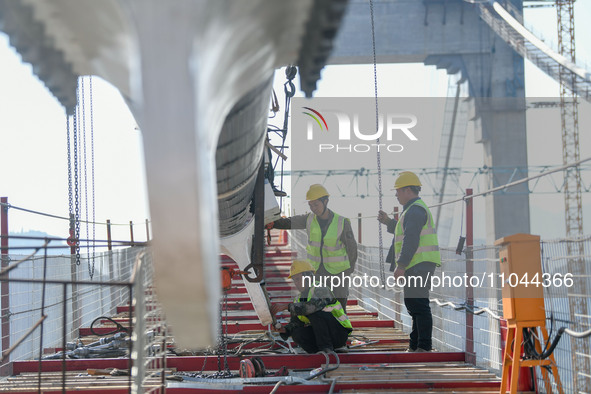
[81,77,91,278]
[267,65,297,210]
[66,113,74,250]
[369,0,386,286]
[87,77,97,278]
[72,85,81,266]
[216,292,232,377]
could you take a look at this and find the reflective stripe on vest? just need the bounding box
[305,212,351,274]
[294,287,353,331]
[394,199,441,270]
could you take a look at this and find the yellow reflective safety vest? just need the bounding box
[394,198,441,270]
[294,287,353,331]
[306,212,350,274]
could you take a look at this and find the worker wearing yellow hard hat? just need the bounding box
[271,260,352,354]
[267,184,357,313]
[287,259,316,279]
[377,171,441,352]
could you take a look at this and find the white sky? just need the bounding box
[0,2,589,246]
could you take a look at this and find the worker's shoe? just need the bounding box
[317,348,333,354]
[334,346,349,353]
[405,347,417,352]
[415,348,431,352]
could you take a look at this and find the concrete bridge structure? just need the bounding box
[330,0,530,243]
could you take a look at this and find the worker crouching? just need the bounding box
[271,260,353,354]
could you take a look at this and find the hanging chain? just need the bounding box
[222,292,230,373]
[269,65,297,212]
[73,83,81,266]
[369,0,386,286]
[216,292,231,377]
[89,76,96,279]
[81,77,92,279]
[67,117,73,216]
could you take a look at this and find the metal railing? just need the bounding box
[1,247,138,368]
[0,241,169,393]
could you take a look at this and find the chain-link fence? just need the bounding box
[0,241,168,392]
[1,247,138,369]
[130,249,168,393]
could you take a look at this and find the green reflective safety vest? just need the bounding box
[306,212,350,274]
[293,287,353,331]
[394,198,441,270]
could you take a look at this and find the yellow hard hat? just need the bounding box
[393,171,422,190]
[306,184,329,201]
[288,260,316,278]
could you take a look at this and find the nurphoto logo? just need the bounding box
[300,105,419,153]
[302,107,329,132]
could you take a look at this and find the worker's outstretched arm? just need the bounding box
[288,287,334,316]
[272,214,308,230]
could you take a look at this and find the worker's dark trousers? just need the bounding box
[291,311,350,354]
[403,262,436,351]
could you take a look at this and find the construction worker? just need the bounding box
[377,171,441,352]
[271,260,352,353]
[267,184,357,313]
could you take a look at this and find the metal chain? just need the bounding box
[222,292,230,373]
[216,292,231,376]
[81,77,92,279]
[89,77,96,277]
[66,116,73,216]
[217,298,222,373]
[274,65,297,212]
[73,83,81,266]
[369,0,386,286]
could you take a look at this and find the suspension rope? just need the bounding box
[0,201,146,227]
[268,65,297,211]
[429,154,591,209]
[66,116,73,218]
[73,85,81,266]
[81,77,92,278]
[89,76,96,276]
[369,0,386,287]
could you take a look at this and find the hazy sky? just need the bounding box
[0,2,589,246]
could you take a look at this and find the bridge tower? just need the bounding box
[329,0,529,243]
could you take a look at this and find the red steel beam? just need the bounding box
[9,380,500,394]
[11,382,497,394]
[79,317,392,336]
[13,351,466,374]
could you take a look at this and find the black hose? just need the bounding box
[90,316,129,336]
[306,350,340,381]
